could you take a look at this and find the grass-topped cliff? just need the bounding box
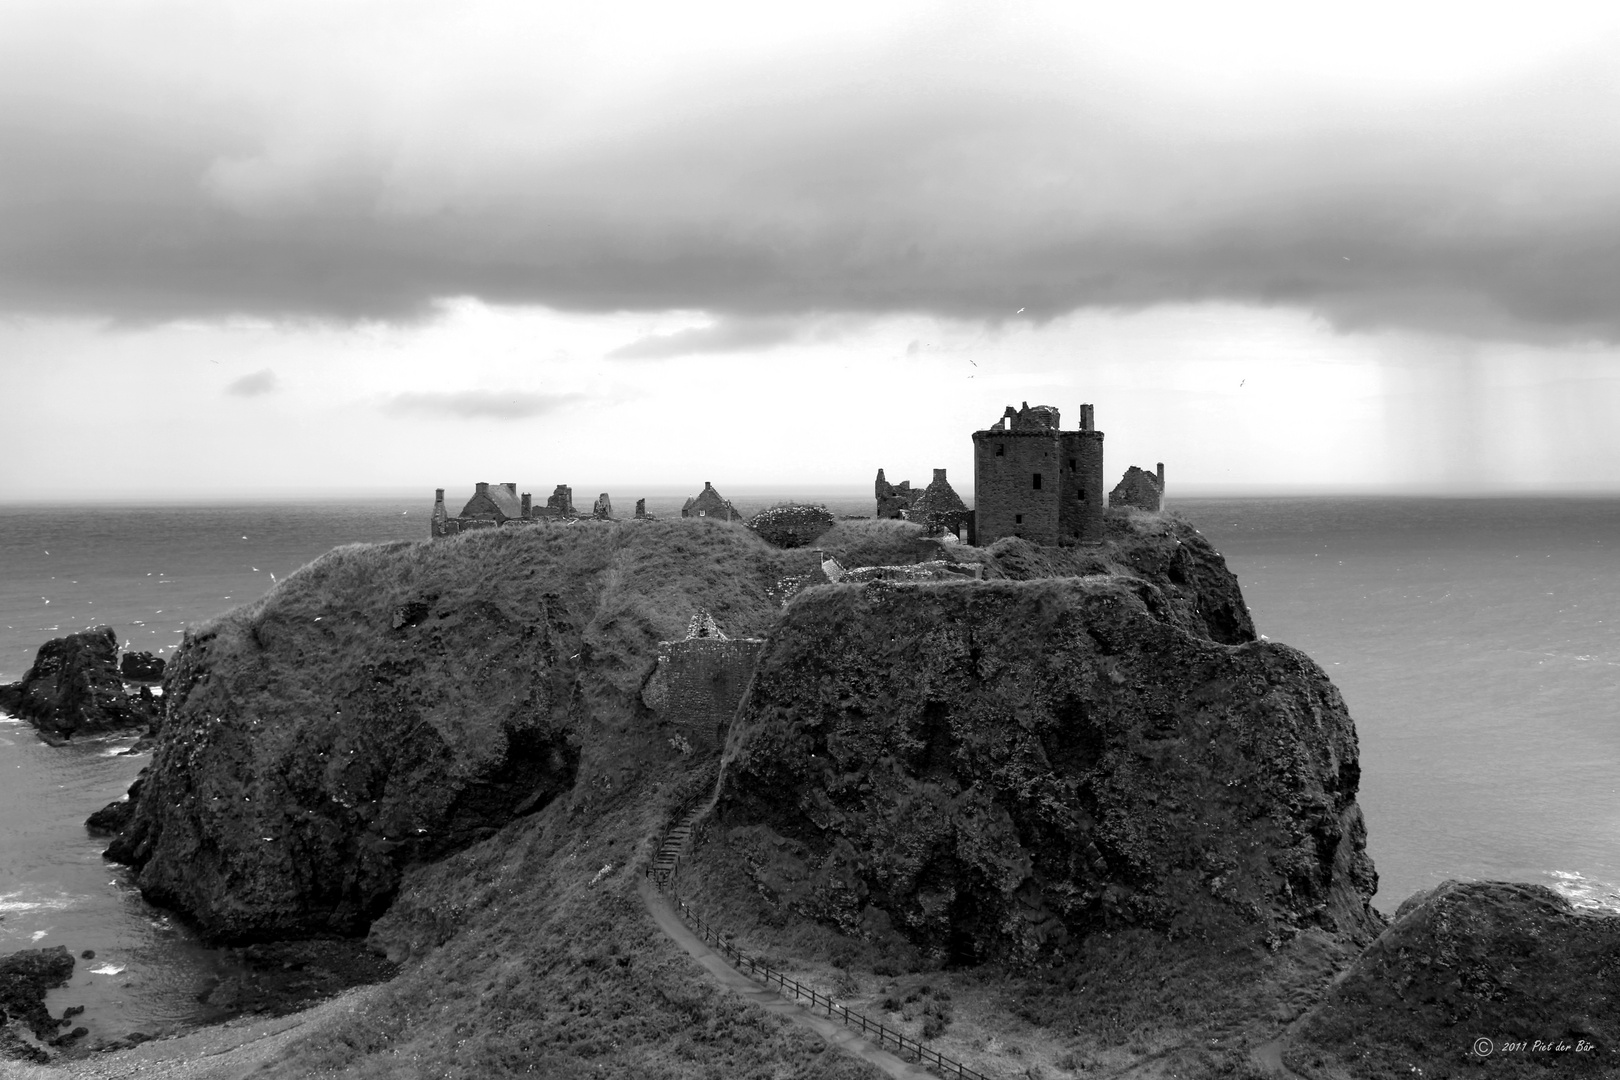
[65,510,1614,1077]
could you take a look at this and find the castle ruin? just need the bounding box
[971,402,1105,545]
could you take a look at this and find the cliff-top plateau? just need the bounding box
[4,511,1614,1078]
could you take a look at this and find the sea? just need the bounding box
[1,493,1617,1041]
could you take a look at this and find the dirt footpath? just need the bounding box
[0,985,381,1080]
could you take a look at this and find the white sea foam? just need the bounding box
[0,890,74,914]
[1548,871,1620,914]
[90,964,126,976]
[30,930,49,942]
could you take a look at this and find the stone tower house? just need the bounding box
[971,402,1104,545]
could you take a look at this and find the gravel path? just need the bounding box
[639,875,938,1080]
[0,985,381,1080]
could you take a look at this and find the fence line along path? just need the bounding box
[642,813,993,1080]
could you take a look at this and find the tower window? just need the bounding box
[1015,514,1023,524]
[1068,458,1075,470]
[995,444,1005,457]
[1032,473,1042,490]
[1079,489,1087,501]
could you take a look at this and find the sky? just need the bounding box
[4,0,1620,502]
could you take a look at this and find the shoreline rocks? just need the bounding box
[0,945,75,1061]
[0,627,160,740]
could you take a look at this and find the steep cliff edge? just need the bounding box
[713,575,1381,970]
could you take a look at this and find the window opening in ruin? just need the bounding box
[1033,473,1042,490]
[1015,514,1023,524]
[1068,458,1075,470]
[1079,489,1087,500]
[995,445,1004,457]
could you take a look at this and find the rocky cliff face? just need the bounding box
[715,572,1381,968]
[99,522,792,943]
[103,548,584,941]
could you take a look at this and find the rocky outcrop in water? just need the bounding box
[0,626,157,740]
[0,945,75,1060]
[119,650,165,682]
[716,574,1381,968]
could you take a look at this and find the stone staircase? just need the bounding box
[650,806,704,887]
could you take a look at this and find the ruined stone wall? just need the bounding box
[1110,465,1163,512]
[972,431,1062,545]
[657,638,765,755]
[875,469,919,519]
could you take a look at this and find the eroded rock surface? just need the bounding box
[717,575,1381,967]
[103,565,582,942]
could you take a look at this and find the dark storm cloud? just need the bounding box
[380,390,584,420]
[225,369,278,396]
[5,6,1620,343]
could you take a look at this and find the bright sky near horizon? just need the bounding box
[4,1,1620,501]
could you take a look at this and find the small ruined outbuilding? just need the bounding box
[874,469,919,519]
[641,612,764,756]
[1110,464,1166,512]
[680,482,742,522]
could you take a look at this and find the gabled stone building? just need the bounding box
[430,481,599,537]
[681,482,742,521]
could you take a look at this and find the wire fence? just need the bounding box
[647,844,993,1080]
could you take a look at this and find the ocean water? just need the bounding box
[1185,496,1620,917]
[0,494,1616,1039]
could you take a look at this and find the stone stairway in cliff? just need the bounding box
[649,805,705,887]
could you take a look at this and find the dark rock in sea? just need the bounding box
[716,574,1380,968]
[119,650,166,682]
[1285,880,1620,1075]
[0,627,153,739]
[86,770,146,836]
[0,945,75,1043]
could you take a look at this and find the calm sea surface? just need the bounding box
[0,494,1616,1038]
